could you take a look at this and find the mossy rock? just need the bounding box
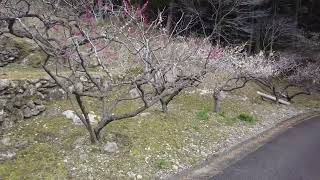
[21,52,47,68]
[2,36,45,68]
[125,66,144,77]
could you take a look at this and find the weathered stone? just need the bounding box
[1,137,11,146]
[127,172,136,180]
[139,112,150,117]
[33,99,43,105]
[0,151,16,161]
[0,78,77,131]
[0,47,19,67]
[36,92,46,100]
[91,75,102,84]
[103,142,118,153]
[11,95,24,107]
[62,110,97,125]
[26,100,36,109]
[35,82,42,88]
[11,109,24,122]
[23,107,33,118]
[47,88,66,100]
[62,110,81,124]
[80,76,88,82]
[21,52,45,68]
[0,79,10,91]
[88,112,97,124]
[129,89,140,98]
[23,104,45,118]
[0,99,7,109]
[36,105,46,112]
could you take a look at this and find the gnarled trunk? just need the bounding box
[160,98,168,113]
[213,90,222,113]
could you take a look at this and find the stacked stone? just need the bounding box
[0,79,65,133]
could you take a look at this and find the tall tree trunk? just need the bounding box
[295,0,301,27]
[213,90,222,113]
[248,6,255,53]
[254,23,261,53]
[166,0,174,32]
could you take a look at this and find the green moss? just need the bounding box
[26,52,47,68]
[0,64,47,80]
[0,143,67,179]
[125,66,144,77]
[155,159,172,170]
[9,37,35,60]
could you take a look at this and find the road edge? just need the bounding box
[168,111,320,180]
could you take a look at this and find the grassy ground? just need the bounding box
[0,64,47,80]
[1,38,319,178]
[1,83,319,179]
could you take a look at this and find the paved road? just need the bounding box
[211,116,320,180]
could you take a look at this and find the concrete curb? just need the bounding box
[168,111,320,180]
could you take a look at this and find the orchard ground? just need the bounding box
[1,64,319,179]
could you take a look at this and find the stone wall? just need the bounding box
[0,36,20,67]
[0,78,65,133]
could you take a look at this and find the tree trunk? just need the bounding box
[94,117,113,142]
[213,90,222,113]
[74,94,99,144]
[166,0,174,32]
[295,0,301,27]
[272,87,280,104]
[255,25,261,53]
[87,124,99,144]
[160,98,168,113]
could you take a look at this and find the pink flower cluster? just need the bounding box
[209,47,224,61]
[123,0,150,23]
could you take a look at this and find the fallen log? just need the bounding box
[257,91,291,105]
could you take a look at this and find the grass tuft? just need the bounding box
[155,159,171,170]
[238,112,257,123]
[196,108,210,121]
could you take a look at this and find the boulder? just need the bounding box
[103,142,118,153]
[0,79,11,91]
[1,137,11,146]
[129,89,140,98]
[0,151,16,161]
[0,48,19,67]
[47,88,66,100]
[23,103,46,118]
[62,110,81,124]
[62,110,97,125]
[20,52,46,68]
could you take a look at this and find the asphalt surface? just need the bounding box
[211,116,320,180]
